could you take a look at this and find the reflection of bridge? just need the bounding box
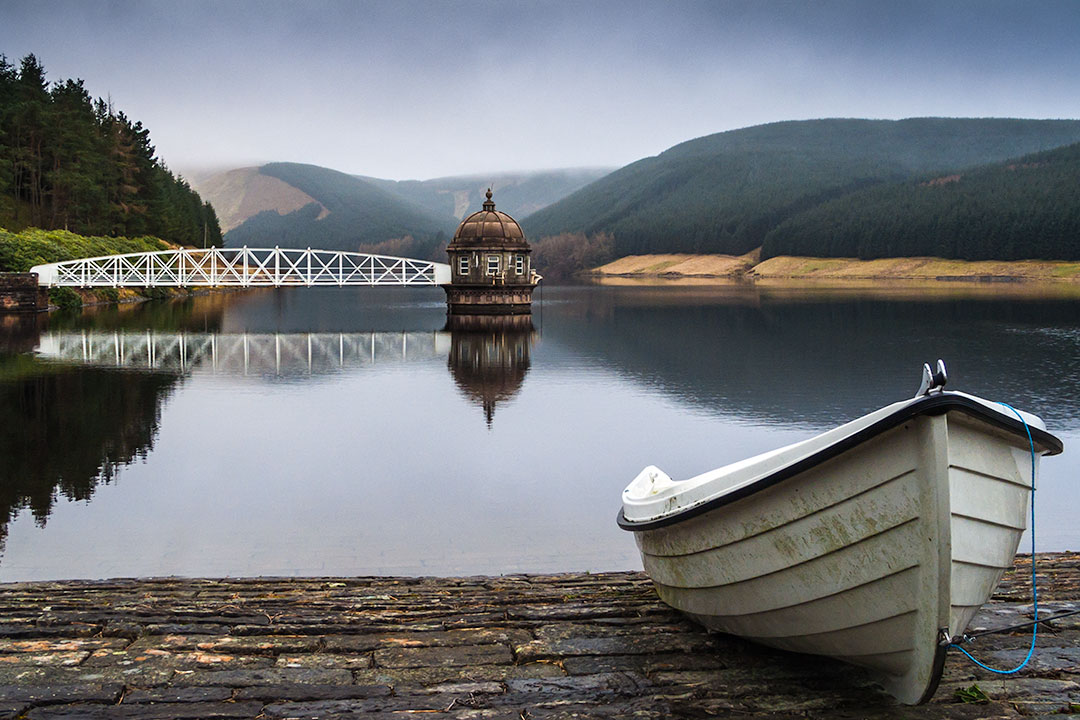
[30,247,451,288]
[36,331,450,375]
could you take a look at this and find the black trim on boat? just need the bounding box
[917,644,949,705]
[617,393,1064,532]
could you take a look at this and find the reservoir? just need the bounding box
[1,282,1077,581]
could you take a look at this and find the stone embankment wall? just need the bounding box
[0,273,48,312]
[0,553,1076,717]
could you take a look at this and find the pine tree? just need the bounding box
[45,79,101,231]
[10,54,49,226]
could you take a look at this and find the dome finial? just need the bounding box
[482,187,495,211]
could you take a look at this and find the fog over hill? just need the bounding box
[360,169,612,222]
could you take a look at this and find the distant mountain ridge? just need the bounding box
[190,118,1080,268]
[216,163,451,258]
[522,118,1080,259]
[191,164,612,260]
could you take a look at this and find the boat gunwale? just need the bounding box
[617,393,1063,531]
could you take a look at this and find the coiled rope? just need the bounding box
[948,402,1038,674]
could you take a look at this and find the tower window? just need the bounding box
[515,255,524,275]
[458,256,469,274]
[486,255,500,275]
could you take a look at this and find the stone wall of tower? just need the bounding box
[443,284,536,315]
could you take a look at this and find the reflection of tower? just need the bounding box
[443,189,540,315]
[446,314,537,427]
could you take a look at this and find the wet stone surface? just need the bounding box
[0,553,1075,718]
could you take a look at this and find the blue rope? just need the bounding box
[948,402,1038,674]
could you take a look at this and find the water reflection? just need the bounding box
[45,292,230,333]
[1,282,1078,579]
[36,330,449,376]
[446,315,537,427]
[0,358,180,551]
[541,284,1080,430]
[0,313,45,355]
[33,319,536,421]
[0,315,540,552]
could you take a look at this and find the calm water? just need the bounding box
[1,282,1078,581]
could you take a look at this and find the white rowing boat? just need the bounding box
[618,361,1063,703]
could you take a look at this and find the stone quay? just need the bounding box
[0,553,1076,719]
[0,273,48,313]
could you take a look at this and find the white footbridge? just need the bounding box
[30,247,451,288]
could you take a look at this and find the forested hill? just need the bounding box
[223,163,455,260]
[523,118,1080,258]
[762,142,1080,261]
[0,53,221,247]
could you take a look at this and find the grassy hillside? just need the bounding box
[224,163,455,258]
[762,143,1080,261]
[194,167,324,233]
[523,118,1080,257]
[362,168,612,221]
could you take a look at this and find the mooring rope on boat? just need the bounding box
[948,402,1039,674]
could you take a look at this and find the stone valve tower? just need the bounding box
[443,189,540,315]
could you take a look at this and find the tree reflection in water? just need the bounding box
[0,296,230,553]
[0,361,181,551]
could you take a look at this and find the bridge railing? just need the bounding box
[30,247,452,288]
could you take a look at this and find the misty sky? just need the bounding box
[2,0,1079,181]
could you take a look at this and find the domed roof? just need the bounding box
[448,189,529,250]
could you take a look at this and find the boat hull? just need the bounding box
[630,410,1039,704]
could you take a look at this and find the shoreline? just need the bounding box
[591,252,1080,284]
[0,553,1076,716]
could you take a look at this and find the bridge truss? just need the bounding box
[30,247,451,288]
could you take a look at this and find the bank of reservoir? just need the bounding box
[592,252,1080,283]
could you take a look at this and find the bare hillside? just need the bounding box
[192,167,328,232]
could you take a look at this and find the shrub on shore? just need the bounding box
[531,231,614,281]
[0,227,169,273]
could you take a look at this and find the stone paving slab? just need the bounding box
[0,552,1075,719]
